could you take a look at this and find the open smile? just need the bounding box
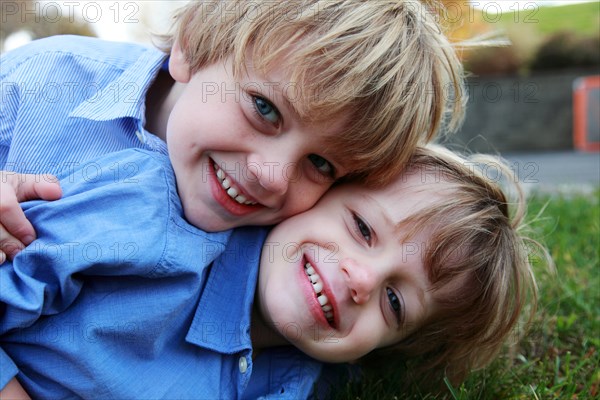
[303,259,336,328]
[213,162,257,205]
[209,160,263,216]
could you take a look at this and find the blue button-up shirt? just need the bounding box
[0,35,167,174]
[0,149,323,399]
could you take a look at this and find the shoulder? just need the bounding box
[21,149,177,269]
[1,35,163,80]
[55,148,175,199]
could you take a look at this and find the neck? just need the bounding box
[144,69,181,142]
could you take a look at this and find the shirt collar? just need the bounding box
[70,47,167,123]
[186,226,270,354]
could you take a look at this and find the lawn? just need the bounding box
[332,189,600,399]
[491,1,600,37]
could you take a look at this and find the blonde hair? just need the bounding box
[364,144,548,389]
[160,0,466,184]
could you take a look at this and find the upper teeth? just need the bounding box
[214,163,257,205]
[304,262,334,324]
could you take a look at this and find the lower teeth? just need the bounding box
[304,264,334,325]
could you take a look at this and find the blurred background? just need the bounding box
[1,0,598,192]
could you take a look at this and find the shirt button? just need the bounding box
[238,356,248,374]
[135,130,145,143]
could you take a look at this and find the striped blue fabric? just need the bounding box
[0,35,168,176]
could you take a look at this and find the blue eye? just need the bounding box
[253,96,280,125]
[308,154,335,178]
[353,213,372,244]
[386,288,401,321]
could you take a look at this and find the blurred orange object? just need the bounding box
[574,76,600,152]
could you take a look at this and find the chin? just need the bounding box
[300,347,351,364]
[183,209,216,232]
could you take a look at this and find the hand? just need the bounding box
[0,171,62,263]
[0,377,31,400]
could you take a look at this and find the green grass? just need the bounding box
[492,1,600,37]
[334,189,600,399]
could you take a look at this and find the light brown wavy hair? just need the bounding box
[362,144,548,390]
[158,0,466,185]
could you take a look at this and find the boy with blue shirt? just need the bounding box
[0,0,465,258]
[1,149,305,399]
[1,145,540,398]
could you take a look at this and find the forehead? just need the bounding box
[338,169,448,220]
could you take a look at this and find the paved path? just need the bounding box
[502,151,599,195]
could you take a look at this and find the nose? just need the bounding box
[246,150,296,196]
[340,257,377,304]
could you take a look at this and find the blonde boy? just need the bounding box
[0,0,464,256]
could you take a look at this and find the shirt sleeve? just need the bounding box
[0,149,174,335]
[0,37,66,163]
[0,35,162,173]
[0,347,19,390]
[0,41,24,161]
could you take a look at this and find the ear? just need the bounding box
[169,38,192,83]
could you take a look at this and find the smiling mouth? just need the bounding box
[304,262,335,326]
[213,162,257,206]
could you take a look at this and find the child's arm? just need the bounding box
[0,378,31,400]
[0,172,62,263]
[1,150,173,334]
[1,150,175,390]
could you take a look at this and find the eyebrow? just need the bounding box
[359,194,396,228]
[261,78,303,122]
[363,190,423,235]
[399,286,427,333]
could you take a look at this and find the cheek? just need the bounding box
[260,268,306,332]
[165,101,191,147]
[341,307,395,354]
[282,182,331,218]
[303,326,382,363]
